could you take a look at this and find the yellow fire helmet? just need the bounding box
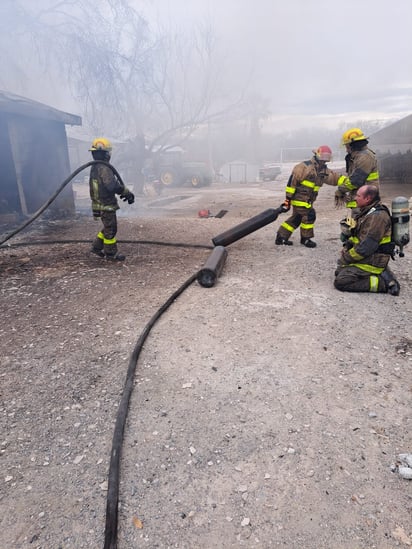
[89,137,112,152]
[341,128,367,146]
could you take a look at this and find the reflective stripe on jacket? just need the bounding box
[337,147,379,207]
[285,158,339,207]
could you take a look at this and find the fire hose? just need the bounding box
[0,163,228,548]
[0,163,289,548]
[0,161,124,247]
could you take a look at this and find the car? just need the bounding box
[259,163,281,181]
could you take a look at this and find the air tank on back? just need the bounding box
[391,196,410,257]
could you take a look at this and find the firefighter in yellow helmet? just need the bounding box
[275,145,340,247]
[89,137,134,261]
[335,128,380,209]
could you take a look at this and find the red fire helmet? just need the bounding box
[314,145,332,162]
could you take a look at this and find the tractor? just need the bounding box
[153,147,213,188]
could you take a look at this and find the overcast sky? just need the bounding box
[140,0,412,130]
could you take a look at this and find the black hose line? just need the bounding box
[0,161,125,247]
[103,272,198,549]
[106,239,213,250]
[0,161,215,548]
[0,239,213,251]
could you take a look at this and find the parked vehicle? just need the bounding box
[259,163,281,181]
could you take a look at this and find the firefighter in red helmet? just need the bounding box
[88,137,134,261]
[275,145,339,248]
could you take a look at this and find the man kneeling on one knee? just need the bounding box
[334,184,400,296]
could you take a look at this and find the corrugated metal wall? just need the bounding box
[378,150,412,183]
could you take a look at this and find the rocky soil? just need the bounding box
[1,179,411,549]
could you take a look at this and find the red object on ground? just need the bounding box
[198,209,211,218]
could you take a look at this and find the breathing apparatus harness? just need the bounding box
[341,197,410,259]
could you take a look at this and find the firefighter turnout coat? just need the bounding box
[277,157,339,240]
[337,146,379,208]
[285,157,339,208]
[89,163,130,213]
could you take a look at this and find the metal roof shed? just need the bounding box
[371,114,412,154]
[0,90,82,221]
[370,114,412,183]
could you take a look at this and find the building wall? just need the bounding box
[371,114,412,184]
[378,150,412,183]
[0,113,75,217]
[0,114,19,215]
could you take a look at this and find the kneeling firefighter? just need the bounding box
[275,145,339,248]
[334,184,401,295]
[89,137,135,261]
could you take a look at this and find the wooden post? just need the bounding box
[8,119,28,215]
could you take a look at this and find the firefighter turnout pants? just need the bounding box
[277,205,316,240]
[334,265,390,293]
[92,211,119,257]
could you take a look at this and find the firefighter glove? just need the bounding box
[342,239,353,250]
[121,191,135,204]
[339,219,352,240]
[281,198,291,212]
[93,209,101,218]
[334,188,347,208]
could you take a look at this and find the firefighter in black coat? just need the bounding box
[89,137,134,261]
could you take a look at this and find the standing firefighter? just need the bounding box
[335,127,379,210]
[89,137,135,261]
[334,185,400,295]
[275,145,339,248]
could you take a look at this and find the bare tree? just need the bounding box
[0,1,153,136]
[1,2,248,134]
[0,1,262,191]
[141,22,247,153]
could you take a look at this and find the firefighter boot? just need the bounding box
[106,252,126,262]
[91,242,105,258]
[91,248,105,258]
[381,269,400,296]
[275,234,293,246]
[91,235,105,258]
[301,238,317,248]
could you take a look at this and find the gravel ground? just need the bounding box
[1,180,411,549]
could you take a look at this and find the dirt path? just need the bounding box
[1,181,411,548]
